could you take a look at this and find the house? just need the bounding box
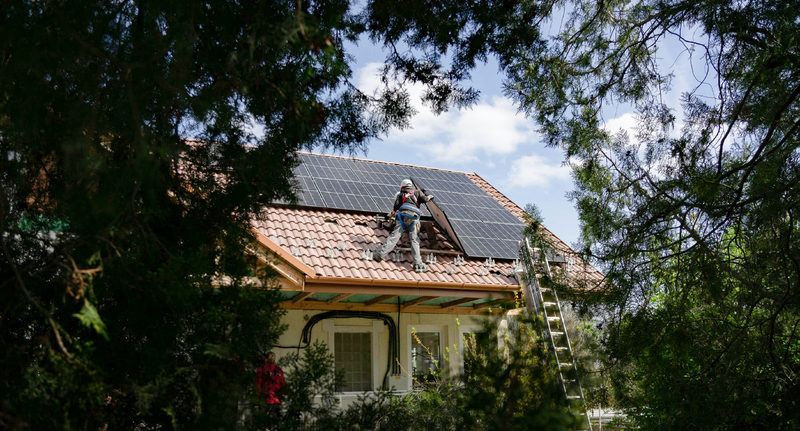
[247,152,600,404]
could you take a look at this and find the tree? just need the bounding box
[499,0,800,428]
[0,0,460,429]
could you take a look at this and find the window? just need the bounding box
[411,331,440,387]
[334,332,372,392]
[323,319,383,393]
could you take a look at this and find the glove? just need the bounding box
[427,195,434,201]
[421,188,427,193]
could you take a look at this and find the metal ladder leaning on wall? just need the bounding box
[517,237,593,431]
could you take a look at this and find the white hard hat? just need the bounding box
[400,179,413,188]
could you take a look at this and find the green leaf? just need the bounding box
[73,301,109,341]
[203,343,228,358]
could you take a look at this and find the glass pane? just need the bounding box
[334,332,372,392]
[411,332,440,387]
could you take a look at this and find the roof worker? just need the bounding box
[374,179,434,272]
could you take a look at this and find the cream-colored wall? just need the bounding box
[271,309,506,399]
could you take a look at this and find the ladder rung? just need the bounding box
[558,363,573,367]
[566,395,582,399]
[555,347,569,351]
[547,316,561,321]
[543,302,557,306]
[551,332,564,336]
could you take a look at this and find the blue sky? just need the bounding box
[308,25,708,249]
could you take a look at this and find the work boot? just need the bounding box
[373,251,383,262]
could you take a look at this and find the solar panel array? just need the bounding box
[287,153,526,260]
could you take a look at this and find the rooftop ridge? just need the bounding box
[296,151,473,175]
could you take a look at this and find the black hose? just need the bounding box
[276,310,400,390]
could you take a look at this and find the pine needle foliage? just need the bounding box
[501,0,800,428]
[0,0,462,429]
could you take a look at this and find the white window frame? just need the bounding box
[407,325,447,385]
[323,320,384,393]
[458,324,489,373]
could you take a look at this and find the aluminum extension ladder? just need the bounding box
[517,238,593,431]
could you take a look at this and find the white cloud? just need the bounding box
[603,112,638,139]
[505,153,571,189]
[354,63,537,164]
[604,110,684,146]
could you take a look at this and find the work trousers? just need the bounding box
[376,211,423,266]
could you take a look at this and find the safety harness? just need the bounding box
[397,189,421,231]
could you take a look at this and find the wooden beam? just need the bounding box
[364,295,398,306]
[294,283,514,299]
[275,278,300,292]
[296,276,519,294]
[281,300,491,315]
[402,296,438,308]
[212,276,299,292]
[264,258,303,286]
[245,240,307,287]
[250,229,316,277]
[291,292,314,303]
[440,297,478,309]
[473,299,509,309]
[327,293,354,304]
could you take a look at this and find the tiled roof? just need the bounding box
[252,207,518,286]
[253,153,605,290]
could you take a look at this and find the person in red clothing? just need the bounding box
[256,352,285,405]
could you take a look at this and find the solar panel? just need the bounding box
[485,222,526,239]
[297,189,327,207]
[282,153,528,259]
[410,176,526,259]
[298,152,324,166]
[460,194,500,209]
[447,219,487,238]
[305,166,359,181]
[441,205,477,220]
[292,175,327,207]
[319,192,376,212]
[472,207,524,225]
[292,164,311,177]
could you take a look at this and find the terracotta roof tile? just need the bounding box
[355,267,372,279]
[379,268,394,280]
[308,256,322,268]
[421,271,437,282]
